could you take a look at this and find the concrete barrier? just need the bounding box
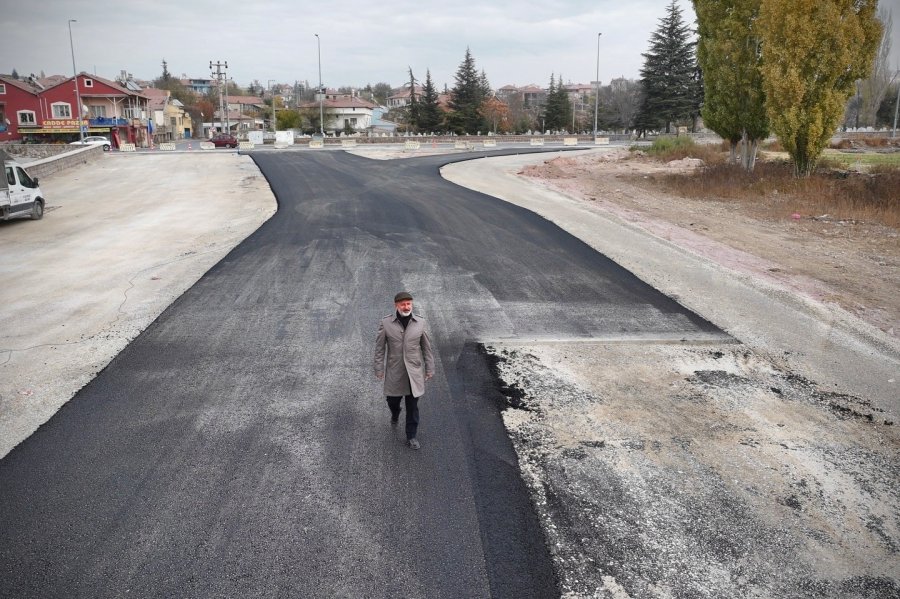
[158,143,176,151]
[199,142,215,150]
[341,139,358,148]
[404,140,421,150]
[594,137,610,145]
[239,141,255,150]
[274,142,289,149]
[119,143,136,152]
[309,139,324,149]
[453,141,469,149]
[483,139,497,148]
[563,137,578,146]
[530,138,545,146]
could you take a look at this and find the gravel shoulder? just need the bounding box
[0,153,276,459]
[443,150,899,598]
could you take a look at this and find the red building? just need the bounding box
[0,73,150,147]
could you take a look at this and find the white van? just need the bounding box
[2,150,45,221]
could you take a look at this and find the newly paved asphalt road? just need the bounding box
[0,149,723,598]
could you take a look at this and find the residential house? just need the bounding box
[224,95,266,131]
[495,85,520,102]
[495,84,549,110]
[562,83,593,104]
[387,86,424,109]
[144,87,193,140]
[0,76,41,142]
[0,72,149,146]
[301,94,378,133]
[181,77,213,95]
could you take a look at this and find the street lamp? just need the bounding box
[315,33,324,136]
[68,19,84,143]
[593,32,602,139]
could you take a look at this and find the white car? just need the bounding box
[69,136,112,151]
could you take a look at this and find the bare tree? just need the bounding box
[861,6,893,127]
[603,78,642,133]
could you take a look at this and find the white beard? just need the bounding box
[398,309,412,317]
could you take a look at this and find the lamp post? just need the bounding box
[268,79,277,136]
[593,32,602,139]
[68,19,85,143]
[315,33,324,136]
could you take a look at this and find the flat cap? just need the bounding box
[394,291,413,302]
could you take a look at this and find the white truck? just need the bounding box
[1,149,45,221]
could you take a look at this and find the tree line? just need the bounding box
[145,0,889,175]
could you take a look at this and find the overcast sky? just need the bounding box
[2,0,899,92]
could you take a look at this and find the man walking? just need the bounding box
[374,292,435,450]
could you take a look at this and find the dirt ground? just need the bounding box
[444,149,899,597]
[518,149,899,338]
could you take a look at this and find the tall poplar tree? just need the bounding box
[758,0,882,176]
[693,0,768,171]
[635,1,701,134]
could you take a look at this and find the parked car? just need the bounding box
[2,150,45,221]
[210,134,238,148]
[69,136,112,151]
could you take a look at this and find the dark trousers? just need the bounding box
[386,395,419,440]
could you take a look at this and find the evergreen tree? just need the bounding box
[418,69,443,132]
[479,70,492,99]
[542,74,575,132]
[11,68,19,80]
[406,67,420,132]
[555,76,574,131]
[449,47,488,134]
[635,1,701,134]
[693,0,768,171]
[759,0,882,176]
[542,74,558,131]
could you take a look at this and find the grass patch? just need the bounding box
[659,161,900,228]
[821,150,900,168]
[632,136,725,164]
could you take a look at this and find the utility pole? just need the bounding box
[68,19,85,143]
[315,34,324,136]
[210,60,228,135]
[593,32,602,139]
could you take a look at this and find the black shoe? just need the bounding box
[408,438,421,450]
[390,417,399,427]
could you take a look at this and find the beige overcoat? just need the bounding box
[373,312,435,397]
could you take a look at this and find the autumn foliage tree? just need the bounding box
[480,95,510,133]
[758,0,882,176]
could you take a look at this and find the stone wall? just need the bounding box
[1,143,74,160]
[8,145,104,180]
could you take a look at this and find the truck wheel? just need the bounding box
[31,200,44,220]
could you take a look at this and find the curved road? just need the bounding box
[0,149,723,598]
